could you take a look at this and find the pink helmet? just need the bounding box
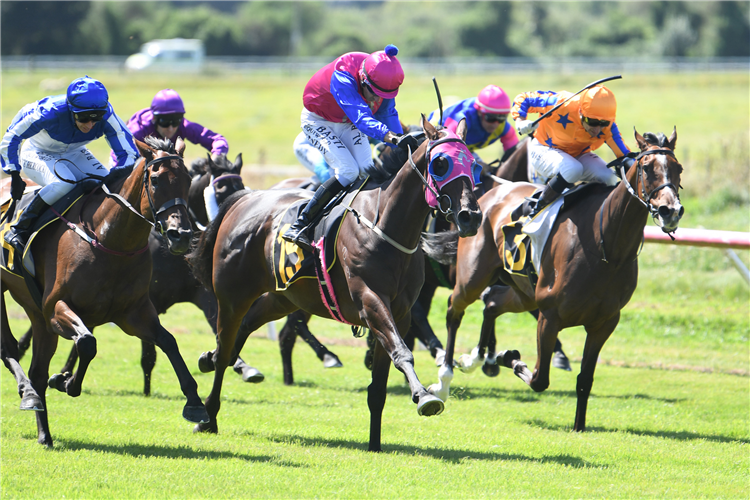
[150,89,185,115]
[359,44,404,99]
[474,85,511,114]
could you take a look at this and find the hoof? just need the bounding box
[482,361,500,377]
[240,367,265,383]
[500,349,521,368]
[20,393,44,412]
[193,421,217,434]
[198,352,215,373]
[322,353,343,368]
[48,372,69,393]
[183,405,210,424]
[363,350,374,371]
[552,351,572,371]
[417,393,444,417]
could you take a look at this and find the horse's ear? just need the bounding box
[135,139,154,162]
[667,127,677,150]
[422,113,438,141]
[233,153,243,174]
[175,137,186,157]
[455,118,468,142]
[206,153,220,176]
[634,128,647,151]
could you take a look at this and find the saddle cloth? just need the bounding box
[272,178,367,291]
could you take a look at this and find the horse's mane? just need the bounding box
[186,189,250,289]
[364,129,429,184]
[144,136,177,154]
[420,229,459,265]
[642,132,668,147]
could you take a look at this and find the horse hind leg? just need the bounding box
[1,299,43,411]
[47,301,96,398]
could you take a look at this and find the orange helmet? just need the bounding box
[579,85,616,122]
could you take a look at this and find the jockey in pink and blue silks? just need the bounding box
[282,44,419,251]
[428,85,519,194]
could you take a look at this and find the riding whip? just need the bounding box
[432,77,444,126]
[531,75,622,127]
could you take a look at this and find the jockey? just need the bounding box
[428,84,520,174]
[1,76,138,253]
[282,44,418,251]
[113,88,229,167]
[511,85,633,215]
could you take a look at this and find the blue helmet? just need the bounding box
[66,76,109,113]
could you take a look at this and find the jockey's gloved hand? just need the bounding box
[394,134,419,152]
[515,119,539,136]
[9,171,26,200]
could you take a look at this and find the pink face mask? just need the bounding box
[423,130,479,209]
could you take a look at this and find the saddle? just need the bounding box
[272,177,368,292]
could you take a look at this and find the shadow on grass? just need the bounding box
[54,438,307,467]
[524,419,748,444]
[254,432,603,468]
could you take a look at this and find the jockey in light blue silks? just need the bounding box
[282,44,419,251]
[1,76,138,252]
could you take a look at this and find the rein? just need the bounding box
[598,147,679,262]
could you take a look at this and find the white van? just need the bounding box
[125,38,205,72]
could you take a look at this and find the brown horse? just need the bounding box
[1,137,209,447]
[188,116,482,451]
[428,129,683,432]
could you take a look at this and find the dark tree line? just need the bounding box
[2,1,748,58]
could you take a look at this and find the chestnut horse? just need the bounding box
[428,129,684,431]
[188,116,482,451]
[1,137,209,447]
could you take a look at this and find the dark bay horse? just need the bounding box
[429,129,683,431]
[188,116,482,451]
[1,137,209,446]
[15,151,269,394]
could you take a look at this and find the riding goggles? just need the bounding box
[582,116,611,128]
[74,109,106,123]
[481,113,507,124]
[155,115,183,128]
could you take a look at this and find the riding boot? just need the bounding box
[3,194,50,254]
[282,177,344,251]
[529,173,573,218]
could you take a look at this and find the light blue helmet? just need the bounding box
[66,76,109,113]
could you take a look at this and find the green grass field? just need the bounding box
[1,69,749,498]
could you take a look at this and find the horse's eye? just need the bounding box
[150,175,160,187]
[432,157,450,178]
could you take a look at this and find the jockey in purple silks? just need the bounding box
[111,88,228,168]
[282,44,419,251]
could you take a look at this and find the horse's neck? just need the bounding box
[598,165,649,264]
[376,151,431,249]
[88,164,152,253]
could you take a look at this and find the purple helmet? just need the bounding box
[359,44,404,99]
[150,89,185,115]
[66,76,109,113]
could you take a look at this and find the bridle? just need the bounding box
[55,154,189,256]
[599,146,681,262]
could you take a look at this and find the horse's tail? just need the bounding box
[186,190,249,290]
[420,230,459,265]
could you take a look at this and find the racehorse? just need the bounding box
[1,137,209,447]
[428,129,683,431]
[14,152,271,394]
[188,116,483,451]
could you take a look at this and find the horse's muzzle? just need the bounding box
[657,202,684,232]
[165,227,193,255]
[455,207,482,238]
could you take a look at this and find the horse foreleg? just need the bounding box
[117,304,208,426]
[574,315,618,432]
[1,296,43,411]
[47,300,96,398]
[141,340,157,396]
[367,339,391,452]
[27,317,58,447]
[278,311,300,385]
[17,327,32,359]
[362,292,443,418]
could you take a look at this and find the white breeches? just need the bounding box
[528,138,618,186]
[19,142,108,204]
